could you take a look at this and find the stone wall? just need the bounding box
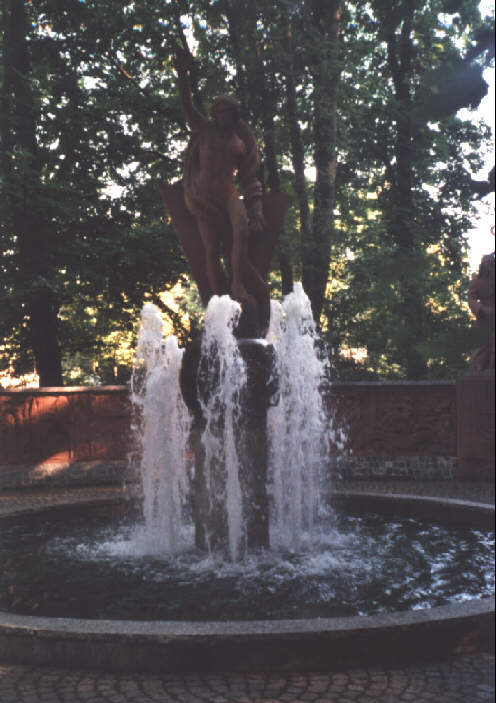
[329,382,458,481]
[0,381,462,488]
[457,370,495,481]
[0,387,131,488]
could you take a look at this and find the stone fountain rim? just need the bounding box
[0,596,493,640]
[0,491,493,671]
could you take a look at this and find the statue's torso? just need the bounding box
[194,125,246,198]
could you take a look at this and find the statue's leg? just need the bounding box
[226,197,250,301]
[159,182,214,305]
[197,220,228,296]
[242,262,270,335]
[225,196,271,335]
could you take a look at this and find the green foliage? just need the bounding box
[320,0,493,379]
[0,0,192,382]
[1,0,493,383]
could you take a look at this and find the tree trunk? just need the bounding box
[386,2,427,379]
[3,0,63,386]
[282,8,311,296]
[0,1,12,181]
[303,0,341,325]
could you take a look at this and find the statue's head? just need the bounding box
[211,95,242,129]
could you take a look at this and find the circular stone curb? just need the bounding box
[0,492,493,673]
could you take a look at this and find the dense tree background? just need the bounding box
[0,0,493,385]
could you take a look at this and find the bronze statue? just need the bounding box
[158,52,289,551]
[467,252,495,373]
[159,51,288,337]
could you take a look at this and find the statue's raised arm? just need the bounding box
[173,49,207,132]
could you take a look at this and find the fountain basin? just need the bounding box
[0,491,493,672]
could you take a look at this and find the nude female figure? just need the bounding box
[174,51,269,333]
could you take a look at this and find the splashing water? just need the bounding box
[267,283,336,551]
[198,295,247,561]
[131,285,341,559]
[131,304,192,554]
[135,303,163,364]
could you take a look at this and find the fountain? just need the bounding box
[130,282,346,563]
[0,283,493,669]
[0,280,493,668]
[0,56,493,674]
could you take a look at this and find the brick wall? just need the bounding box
[0,382,459,488]
[329,382,457,456]
[329,382,458,480]
[0,387,131,488]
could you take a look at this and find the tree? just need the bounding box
[302,0,341,324]
[1,0,62,385]
[1,0,189,385]
[1,0,492,384]
[324,0,493,379]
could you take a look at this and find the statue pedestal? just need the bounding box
[456,370,495,481]
[180,338,276,555]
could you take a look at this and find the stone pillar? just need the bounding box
[180,338,276,554]
[456,370,495,481]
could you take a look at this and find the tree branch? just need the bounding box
[470,166,495,198]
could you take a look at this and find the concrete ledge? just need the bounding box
[0,460,135,489]
[0,386,129,394]
[0,598,493,673]
[332,491,495,529]
[0,492,493,672]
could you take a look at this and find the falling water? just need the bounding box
[131,285,341,559]
[198,295,247,561]
[131,303,192,554]
[268,283,340,551]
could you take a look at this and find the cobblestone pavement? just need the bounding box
[0,654,493,702]
[0,481,493,702]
